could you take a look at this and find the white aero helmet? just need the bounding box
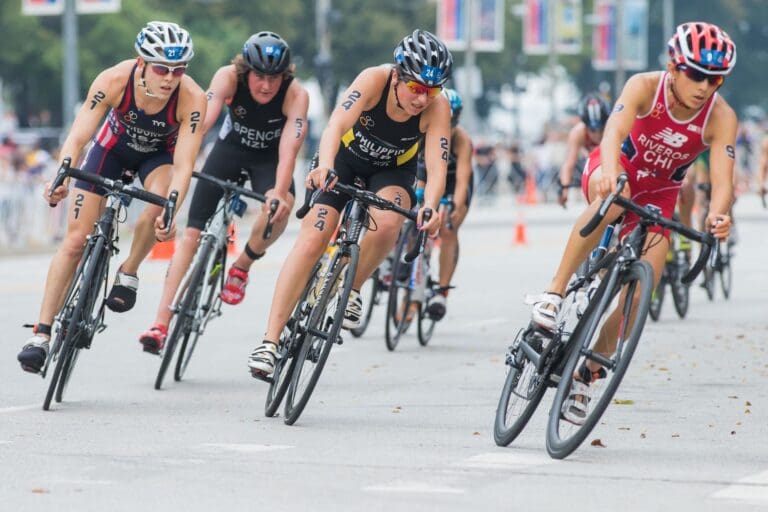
[135,21,194,64]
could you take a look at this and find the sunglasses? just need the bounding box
[676,65,724,87]
[402,80,442,98]
[150,63,187,77]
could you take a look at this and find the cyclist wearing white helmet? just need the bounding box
[248,30,453,378]
[139,31,309,354]
[558,93,611,207]
[526,21,737,425]
[17,21,207,374]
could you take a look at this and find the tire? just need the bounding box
[175,247,225,382]
[283,246,359,425]
[703,265,715,301]
[385,224,417,351]
[43,237,106,411]
[265,262,322,417]
[417,302,436,346]
[493,330,549,446]
[350,269,379,338]
[546,260,653,459]
[670,265,690,319]
[719,248,732,299]
[155,239,213,390]
[648,274,666,322]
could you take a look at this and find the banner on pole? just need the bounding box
[524,0,582,56]
[592,0,647,70]
[22,0,120,16]
[436,0,504,52]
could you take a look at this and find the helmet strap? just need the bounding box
[138,64,158,98]
[668,75,693,111]
[393,75,405,111]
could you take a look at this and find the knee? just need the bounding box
[60,230,90,260]
[139,204,163,222]
[293,232,327,261]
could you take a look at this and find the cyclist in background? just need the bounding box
[557,93,610,207]
[528,22,737,424]
[247,30,452,379]
[139,31,308,354]
[415,88,473,320]
[17,21,207,373]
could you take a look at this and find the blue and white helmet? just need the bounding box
[442,88,463,126]
[135,21,194,64]
[394,30,453,87]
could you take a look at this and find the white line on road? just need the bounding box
[0,404,39,414]
[197,443,294,453]
[454,451,555,469]
[712,470,768,502]
[364,482,465,494]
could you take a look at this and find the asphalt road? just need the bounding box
[1,195,766,511]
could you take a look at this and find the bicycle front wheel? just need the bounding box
[155,238,213,390]
[417,302,436,346]
[265,262,322,418]
[546,260,653,459]
[284,245,359,425]
[175,246,225,382]
[719,248,732,299]
[671,268,690,319]
[648,274,665,322]
[385,223,417,351]
[493,329,550,446]
[44,237,106,410]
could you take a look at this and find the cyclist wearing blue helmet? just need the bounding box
[415,87,473,320]
[248,30,453,378]
[558,92,610,206]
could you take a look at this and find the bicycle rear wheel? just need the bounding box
[546,260,653,459]
[351,269,380,338]
[284,245,358,425]
[155,239,213,390]
[175,246,225,382]
[265,262,322,417]
[385,224,417,351]
[670,267,690,319]
[493,328,550,446]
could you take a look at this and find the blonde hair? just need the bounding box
[231,54,295,83]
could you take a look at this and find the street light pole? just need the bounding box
[547,0,558,123]
[613,0,624,99]
[463,0,477,134]
[62,0,79,130]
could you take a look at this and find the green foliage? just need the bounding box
[2,0,767,126]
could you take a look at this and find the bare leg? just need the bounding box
[38,189,105,326]
[151,226,202,327]
[231,191,295,270]
[119,165,172,275]
[263,204,339,342]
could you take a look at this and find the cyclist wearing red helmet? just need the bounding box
[527,22,738,425]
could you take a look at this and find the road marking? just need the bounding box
[364,482,465,494]
[712,470,768,502]
[197,443,294,453]
[454,451,555,469]
[0,404,39,414]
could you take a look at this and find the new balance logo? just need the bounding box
[651,128,688,148]
[687,124,702,134]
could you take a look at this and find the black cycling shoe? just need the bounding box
[18,338,50,374]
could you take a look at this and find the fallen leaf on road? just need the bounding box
[736,422,742,426]
[613,399,635,405]
[737,334,745,339]
[745,401,752,406]
[672,434,680,438]
[473,432,481,436]
[731,430,736,435]
[640,433,647,439]
[590,439,606,448]
[618,427,631,431]
[392,406,401,413]
[31,488,49,494]
[745,409,751,414]
[659,367,669,372]
[728,395,738,399]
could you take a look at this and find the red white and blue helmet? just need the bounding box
[135,21,194,63]
[667,22,736,75]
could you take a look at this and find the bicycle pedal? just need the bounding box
[335,334,344,345]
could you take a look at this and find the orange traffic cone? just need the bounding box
[150,239,175,260]
[513,212,528,245]
[227,223,238,256]
[525,174,538,205]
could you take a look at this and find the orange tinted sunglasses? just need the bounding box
[402,80,443,98]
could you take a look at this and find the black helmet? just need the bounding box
[578,93,610,131]
[242,31,291,75]
[393,29,453,87]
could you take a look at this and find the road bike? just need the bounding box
[154,170,277,389]
[41,158,176,410]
